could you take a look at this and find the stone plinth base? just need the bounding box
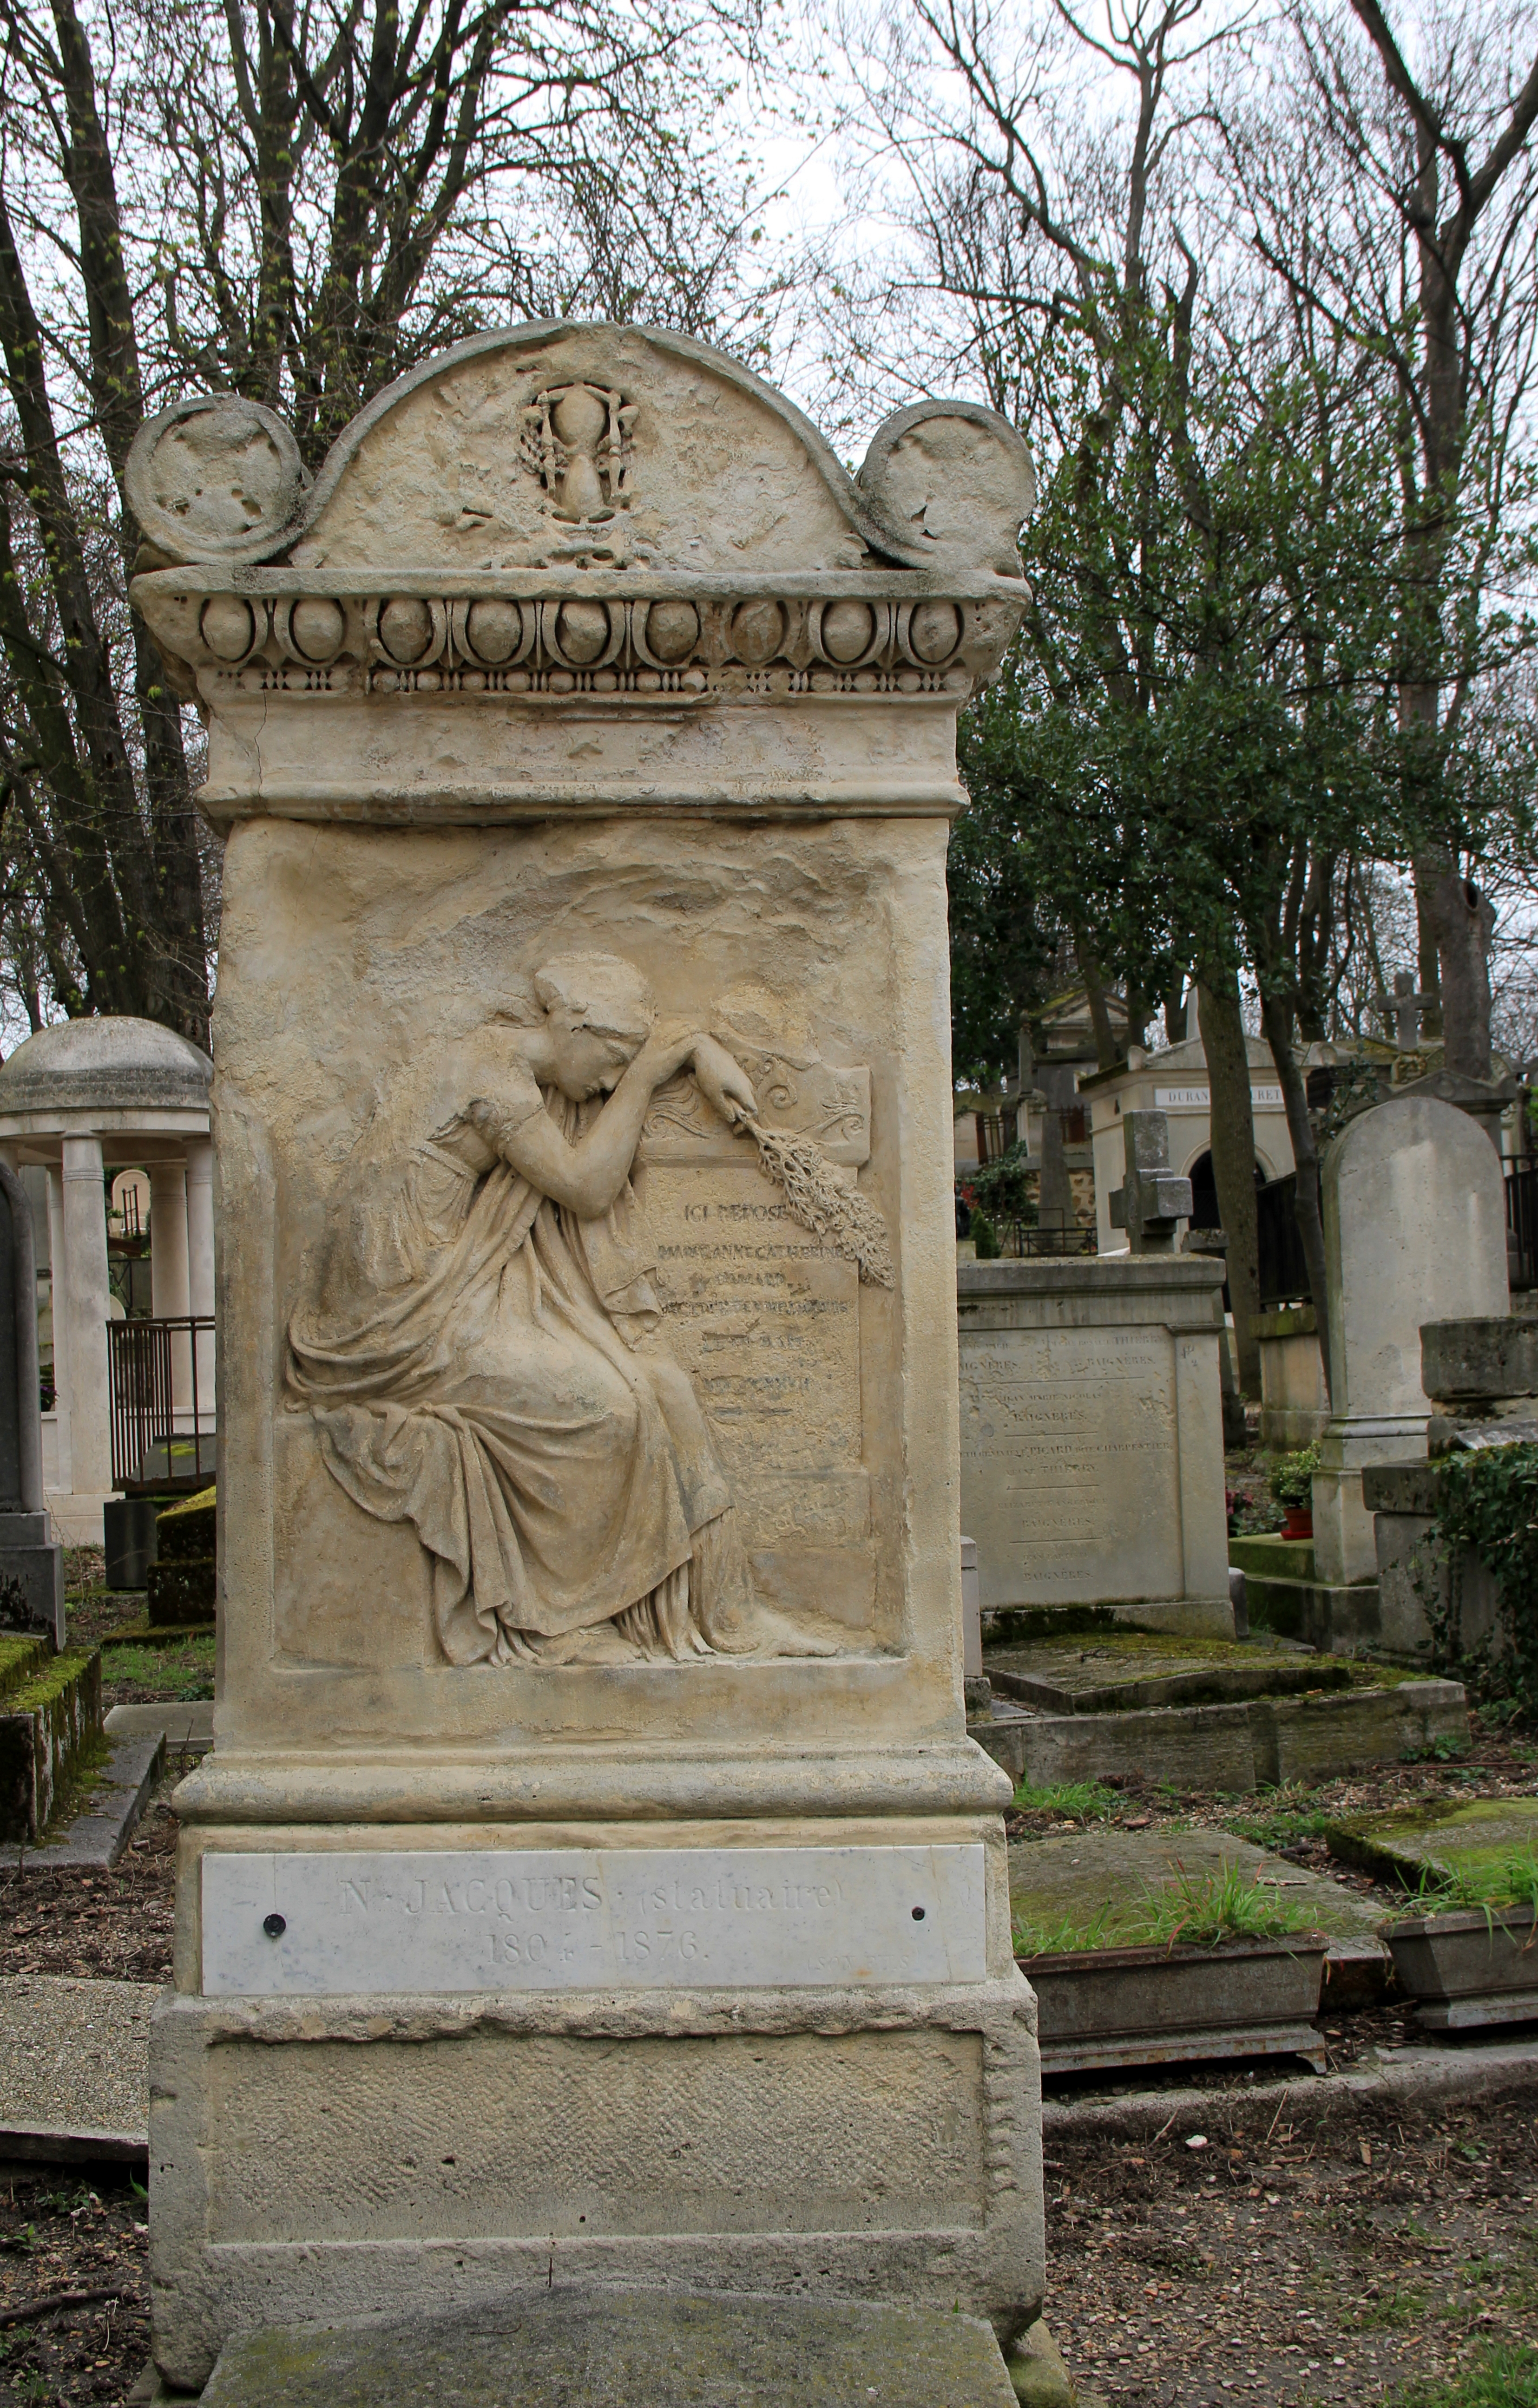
[197,2285,1019,2408]
[1362,1461,1503,1666]
[1254,1308,1329,1450]
[1312,1413,1428,1587]
[150,1971,1040,2390]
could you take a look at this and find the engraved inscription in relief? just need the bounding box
[201,1845,987,1996]
[285,951,887,1665]
[958,1327,1182,1605]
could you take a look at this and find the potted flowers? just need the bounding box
[1269,1444,1320,1542]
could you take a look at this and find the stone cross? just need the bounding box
[1107,1110,1192,1255]
[0,1166,63,1645]
[1380,968,1432,1053]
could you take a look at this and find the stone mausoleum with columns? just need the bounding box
[0,1017,214,1544]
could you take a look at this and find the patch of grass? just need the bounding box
[1354,2284,1428,2330]
[1223,1782,1332,1849]
[1386,2342,1538,2407]
[1011,1779,1122,1822]
[101,1635,214,1698]
[1413,1844,1538,1916]
[1013,1860,1321,1957]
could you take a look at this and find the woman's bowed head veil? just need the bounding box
[529,952,657,1045]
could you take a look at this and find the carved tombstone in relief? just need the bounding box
[127,327,1046,2390]
[283,948,886,1664]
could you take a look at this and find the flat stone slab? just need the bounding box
[1009,1827,1384,1950]
[1328,1795,1538,1888]
[0,1975,152,2153]
[31,1732,164,1868]
[105,1701,214,1747]
[983,1632,1354,1715]
[199,2288,1018,2408]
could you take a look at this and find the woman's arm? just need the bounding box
[469,1032,697,1218]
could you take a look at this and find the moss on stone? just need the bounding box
[157,1485,216,1563]
[0,1631,50,1700]
[146,1556,216,1624]
[0,1645,104,1841]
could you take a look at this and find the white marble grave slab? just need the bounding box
[201,1844,986,1997]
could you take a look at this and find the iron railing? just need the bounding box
[999,1219,1097,1258]
[106,1315,215,1492]
[1506,1162,1538,1293]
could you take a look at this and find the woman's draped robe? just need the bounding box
[287,1078,754,1664]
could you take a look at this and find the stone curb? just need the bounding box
[1043,2036,1538,2142]
[30,1732,165,1867]
[105,1702,214,1748]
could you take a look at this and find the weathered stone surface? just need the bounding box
[198,2287,1019,2408]
[1313,1099,1508,1585]
[1421,1315,1538,1402]
[133,326,1043,2384]
[1328,1796,1538,1888]
[1254,1307,1329,1450]
[0,1165,62,1645]
[0,1646,102,1842]
[1228,1533,1315,1585]
[150,1977,1039,2388]
[1006,2318,1076,2408]
[0,1974,151,2148]
[1008,1827,1382,1946]
[986,1632,1348,1714]
[972,1677,1466,1792]
[957,1258,1229,1636]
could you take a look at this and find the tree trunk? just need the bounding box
[1077,941,1120,1070]
[1259,988,1332,1407]
[1197,967,1262,1397]
[1419,858,1495,1077]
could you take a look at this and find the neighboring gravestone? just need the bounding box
[127,330,1043,2386]
[957,1255,1232,1637]
[1107,1109,1192,1254]
[0,1166,63,1646]
[1313,1096,1508,1588]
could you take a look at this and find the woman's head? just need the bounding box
[532,951,655,1099]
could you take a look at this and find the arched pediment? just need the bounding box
[128,323,1033,582]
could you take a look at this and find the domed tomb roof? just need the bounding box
[0,1016,213,1117]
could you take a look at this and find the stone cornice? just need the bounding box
[133,566,1027,713]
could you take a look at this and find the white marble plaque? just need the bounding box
[201,1844,986,1997]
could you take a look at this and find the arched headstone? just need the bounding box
[1314,1095,1508,1587]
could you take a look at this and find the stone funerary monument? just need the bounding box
[128,326,1043,2382]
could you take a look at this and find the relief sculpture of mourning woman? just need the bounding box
[285,949,888,1667]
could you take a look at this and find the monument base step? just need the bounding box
[1241,1570,1387,1653]
[193,2287,1019,2408]
[983,1596,1236,1646]
[970,1676,1468,1791]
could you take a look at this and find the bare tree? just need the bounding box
[1219,0,1538,1077]
[0,0,771,1040]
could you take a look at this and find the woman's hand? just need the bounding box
[690,1034,757,1127]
